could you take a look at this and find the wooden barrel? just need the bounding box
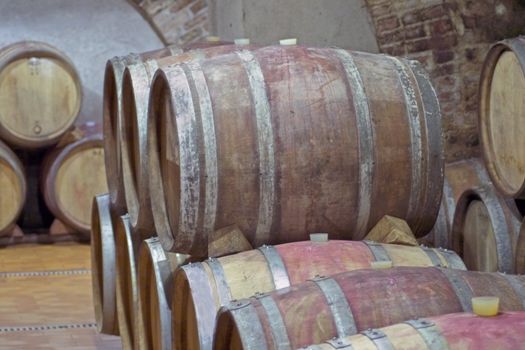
[514,218,525,274]
[302,312,525,350]
[41,123,108,234]
[90,193,118,335]
[213,267,525,350]
[451,184,521,273]
[149,45,443,255]
[424,158,491,248]
[0,41,82,148]
[172,240,465,350]
[114,214,141,350]
[479,36,525,198]
[137,237,189,350]
[121,44,250,232]
[0,139,26,235]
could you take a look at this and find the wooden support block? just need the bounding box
[365,215,418,246]
[208,225,253,257]
[49,219,77,236]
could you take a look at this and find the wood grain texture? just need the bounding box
[214,267,525,350]
[173,241,464,350]
[0,139,25,235]
[480,36,525,198]
[305,312,525,350]
[42,126,108,235]
[150,45,443,256]
[0,41,81,148]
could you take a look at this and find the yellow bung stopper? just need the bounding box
[206,36,221,42]
[371,260,393,269]
[234,38,250,45]
[472,296,499,317]
[310,233,328,242]
[279,38,297,46]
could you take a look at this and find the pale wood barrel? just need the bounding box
[173,240,465,350]
[41,124,108,234]
[213,267,525,350]
[149,45,443,256]
[90,193,118,335]
[136,237,189,350]
[121,44,249,232]
[479,36,525,198]
[0,139,26,235]
[424,158,491,248]
[0,41,81,148]
[302,312,525,350]
[451,185,521,273]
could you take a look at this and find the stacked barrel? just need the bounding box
[0,40,108,240]
[92,36,525,350]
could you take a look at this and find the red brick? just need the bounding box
[461,15,477,29]
[191,0,206,14]
[184,13,207,30]
[377,29,404,46]
[433,49,454,63]
[406,38,430,53]
[180,27,203,44]
[432,63,455,77]
[370,3,392,18]
[429,34,458,50]
[431,18,454,36]
[376,15,400,33]
[382,44,405,56]
[169,0,192,13]
[419,5,446,21]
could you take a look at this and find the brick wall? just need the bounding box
[131,0,210,45]
[366,0,525,161]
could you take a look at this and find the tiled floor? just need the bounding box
[0,243,121,349]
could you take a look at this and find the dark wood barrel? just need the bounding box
[137,237,188,350]
[41,123,107,235]
[149,45,443,256]
[479,36,525,198]
[451,184,521,273]
[121,44,249,233]
[0,41,82,148]
[213,267,525,350]
[114,214,141,350]
[173,240,465,350]
[302,312,525,350]
[0,139,26,235]
[424,158,491,248]
[90,193,118,335]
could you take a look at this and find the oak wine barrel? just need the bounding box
[90,193,118,335]
[424,158,491,248]
[41,123,108,235]
[0,139,26,235]
[173,240,465,350]
[0,41,82,148]
[514,218,525,274]
[149,45,443,255]
[137,237,189,350]
[121,44,249,232]
[302,312,525,350]
[479,36,525,198]
[213,267,525,350]
[114,214,142,350]
[451,184,521,273]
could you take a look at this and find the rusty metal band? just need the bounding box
[257,294,291,349]
[499,273,525,309]
[228,300,268,349]
[431,201,449,248]
[206,258,232,305]
[335,49,373,238]
[442,177,455,231]
[237,50,275,246]
[363,241,391,262]
[182,263,219,349]
[437,248,466,270]
[439,268,473,312]
[389,57,423,226]
[144,236,171,304]
[405,319,449,350]
[470,159,491,184]
[404,59,443,234]
[326,337,354,349]
[185,61,218,238]
[421,247,443,267]
[313,277,357,337]
[258,245,291,290]
[478,187,514,273]
[166,65,201,247]
[360,329,394,350]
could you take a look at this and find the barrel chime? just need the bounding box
[0,41,107,239]
[85,36,525,350]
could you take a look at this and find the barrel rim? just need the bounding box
[43,135,104,234]
[0,41,82,148]
[479,37,525,198]
[0,139,27,234]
